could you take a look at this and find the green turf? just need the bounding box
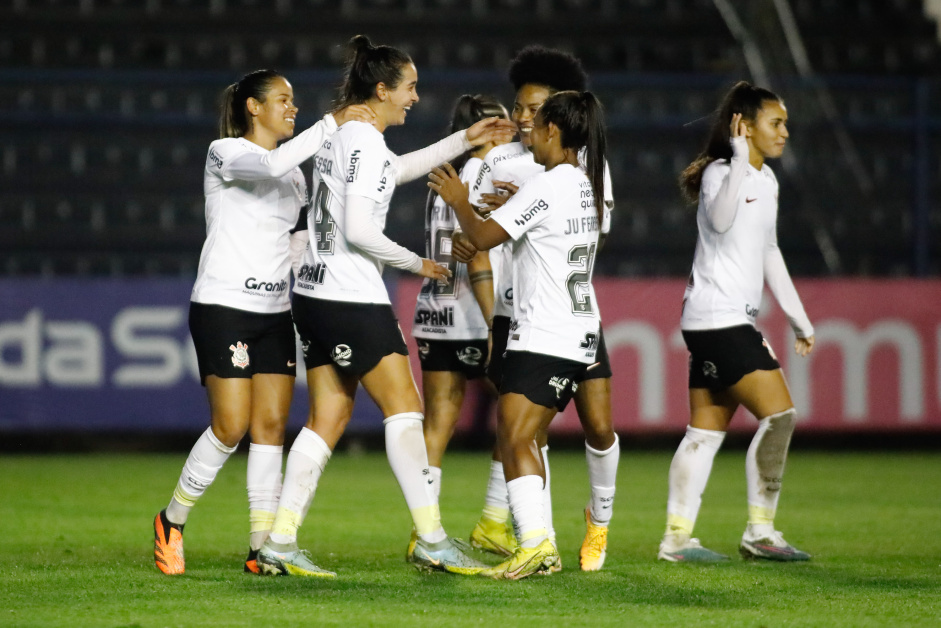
[0,450,938,627]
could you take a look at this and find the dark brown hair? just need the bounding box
[218,69,285,139]
[333,35,413,110]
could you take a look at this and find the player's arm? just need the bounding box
[467,251,494,328]
[428,164,509,251]
[393,118,516,184]
[763,231,814,356]
[702,116,749,233]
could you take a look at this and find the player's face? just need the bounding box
[512,84,551,148]
[254,77,297,141]
[748,100,789,160]
[528,112,553,166]
[383,63,420,127]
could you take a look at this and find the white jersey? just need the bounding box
[490,164,601,364]
[412,157,489,340]
[470,141,615,319]
[192,135,315,313]
[681,159,790,331]
[294,121,398,305]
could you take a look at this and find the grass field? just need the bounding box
[1,449,939,627]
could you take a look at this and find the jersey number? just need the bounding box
[314,181,337,255]
[566,243,596,315]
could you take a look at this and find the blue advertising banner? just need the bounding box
[0,279,384,433]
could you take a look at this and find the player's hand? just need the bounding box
[795,335,815,357]
[416,258,452,281]
[334,104,377,127]
[428,164,469,208]
[451,231,478,263]
[730,112,747,139]
[478,180,518,214]
[465,117,517,147]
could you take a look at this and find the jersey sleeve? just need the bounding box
[343,128,393,203]
[601,159,614,235]
[700,138,748,233]
[209,114,338,182]
[489,175,553,241]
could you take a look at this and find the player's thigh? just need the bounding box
[727,368,794,420]
[688,387,739,432]
[360,352,423,417]
[304,363,358,449]
[205,375,253,447]
[573,376,615,448]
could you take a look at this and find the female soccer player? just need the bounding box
[466,46,620,572]
[657,81,815,563]
[412,94,507,515]
[430,89,608,579]
[255,35,514,578]
[153,70,374,575]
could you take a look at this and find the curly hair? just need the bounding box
[508,45,588,93]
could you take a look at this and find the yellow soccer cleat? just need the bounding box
[478,539,560,580]
[469,517,519,557]
[579,508,608,571]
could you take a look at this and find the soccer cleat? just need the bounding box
[657,535,729,563]
[469,517,519,557]
[154,510,185,575]
[256,543,337,578]
[579,508,608,571]
[244,548,261,574]
[407,537,488,575]
[479,539,561,580]
[739,528,811,562]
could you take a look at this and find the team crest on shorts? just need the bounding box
[332,344,352,367]
[702,361,718,378]
[456,346,483,366]
[229,341,250,369]
[548,376,572,400]
[417,340,430,359]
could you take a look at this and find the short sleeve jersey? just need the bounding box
[681,159,780,331]
[293,121,398,305]
[490,164,601,364]
[471,142,615,319]
[191,137,308,313]
[412,157,489,340]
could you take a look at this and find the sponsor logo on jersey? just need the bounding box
[346,150,361,183]
[208,148,223,170]
[514,199,549,227]
[229,341,249,369]
[702,361,718,378]
[414,307,454,327]
[297,263,327,285]
[745,304,760,318]
[473,162,491,191]
[243,278,288,292]
[493,152,524,165]
[456,346,483,366]
[332,344,352,367]
[548,375,572,400]
[377,160,392,193]
[504,287,513,303]
[313,155,333,176]
[580,332,598,351]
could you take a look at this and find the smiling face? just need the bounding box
[747,99,789,163]
[512,83,552,148]
[250,76,298,142]
[376,62,419,129]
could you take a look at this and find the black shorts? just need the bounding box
[683,324,780,391]
[500,350,589,412]
[416,338,489,379]
[292,294,408,377]
[188,302,297,385]
[580,325,613,381]
[485,315,512,389]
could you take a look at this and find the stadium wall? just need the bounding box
[2,277,940,438]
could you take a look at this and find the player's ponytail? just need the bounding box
[218,69,285,139]
[679,80,781,204]
[538,90,607,224]
[334,35,413,110]
[447,94,508,172]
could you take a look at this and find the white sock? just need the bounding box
[247,443,283,551]
[746,408,797,528]
[430,466,442,501]
[507,475,548,548]
[166,427,237,525]
[586,434,620,527]
[481,459,510,523]
[384,412,446,544]
[267,428,331,547]
[665,426,726,537]
[540,445,555,543]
